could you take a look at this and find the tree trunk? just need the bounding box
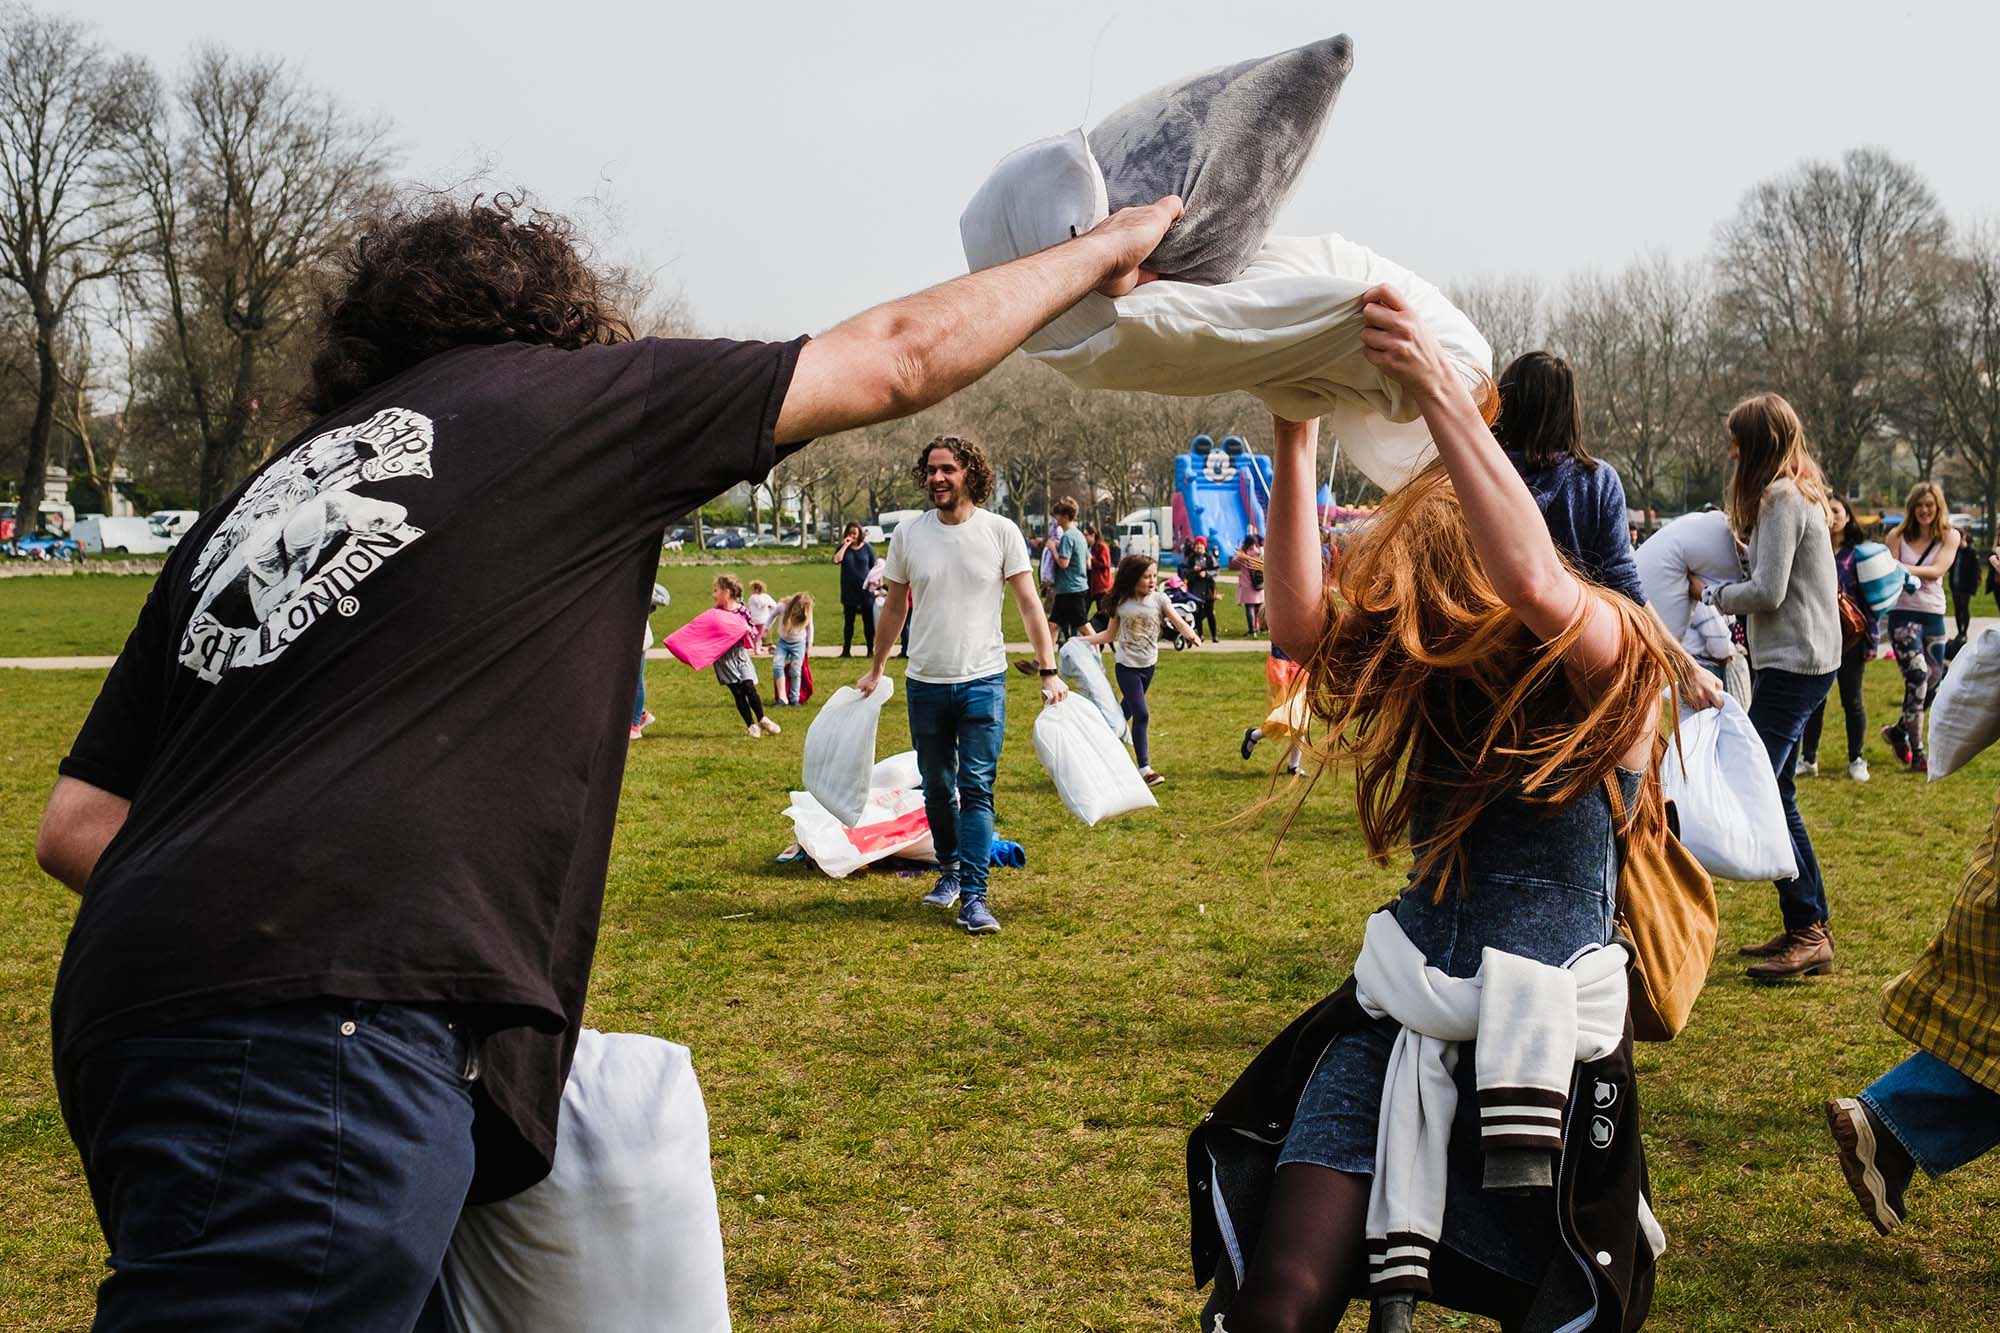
[16,318,61,540]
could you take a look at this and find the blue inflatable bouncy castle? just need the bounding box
[1170,434,1329,563]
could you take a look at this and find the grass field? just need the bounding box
[3,564,1997,1331]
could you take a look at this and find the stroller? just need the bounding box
[1161,575,1203,650]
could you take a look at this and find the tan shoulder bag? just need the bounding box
[1605,772,1719,1041]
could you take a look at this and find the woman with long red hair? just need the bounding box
[1207,286,1706,1333]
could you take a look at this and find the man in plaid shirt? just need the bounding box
[1826,780,2000,1234]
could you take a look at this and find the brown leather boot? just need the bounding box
[1746,922,1833,979]
[1739,928,1792,957]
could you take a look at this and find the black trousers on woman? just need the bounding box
[1801,642,1868,766]
[841,598,875,656]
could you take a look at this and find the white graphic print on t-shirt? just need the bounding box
[179,408,434,682]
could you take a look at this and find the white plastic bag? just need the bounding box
[1033,694,1158,825]
[783,787,936,879]
[1058,637,1125,738]
[803,679,894,827]
[1661,696,1797,882]
[441,1031,729,1333]
[1928,628,2000,780]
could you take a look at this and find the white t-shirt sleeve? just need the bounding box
[883,524,911,586]
[999,517,1031,580]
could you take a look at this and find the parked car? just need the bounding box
[705,529,747,550]
[149,509,200,539]
[77,515,177,555]
[4,530,83,561]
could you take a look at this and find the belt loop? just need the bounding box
[461,1031,483,1083]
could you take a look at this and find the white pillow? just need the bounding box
[959,129,1115,354]
[1928,628,2000,780]
[1028,233,1492,491]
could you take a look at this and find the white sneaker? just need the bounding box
[1795,758,1819,778]
[746,723,762,739]
[759,716,781,735]
[1848,757,1871,782]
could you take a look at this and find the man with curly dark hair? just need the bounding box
[857,435,1066,935]
[36,186,1179,1324]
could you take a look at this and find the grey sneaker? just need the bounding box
[920,871,961,909]
[957,895,1001,934]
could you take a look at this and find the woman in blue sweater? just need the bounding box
[1494,352,1646,605]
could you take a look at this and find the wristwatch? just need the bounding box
[1038,667,1058,677]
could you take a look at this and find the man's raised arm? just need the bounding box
[774,198,1182,444]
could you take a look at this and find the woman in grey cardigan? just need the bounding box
[1695,394,1843,979]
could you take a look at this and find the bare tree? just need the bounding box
[1446,272,1546,374]
[0,5,140,536]
[1714,147,1948,494]
[119,45,391,509]
[1552,254,1719,515]
[1925,226,2000,531]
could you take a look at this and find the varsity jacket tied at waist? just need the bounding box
[1187,908,1660,1333]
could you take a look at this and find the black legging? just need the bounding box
[1801,642,1868,765]
[726,678,766,726]
[841,599,875,656]
[1193,597,1218,641]
[1116,663,1155,767]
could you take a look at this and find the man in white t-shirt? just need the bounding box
[858,435,1067,935]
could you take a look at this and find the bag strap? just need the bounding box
[1603,772,1630,851]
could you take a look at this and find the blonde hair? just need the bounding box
[781,591,814,633]
[713,574,743,601]
[1284,463,1683,898]
[1725,393,1830,539]
[748,579,768,596]
[1891,481,1953,550]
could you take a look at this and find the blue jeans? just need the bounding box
[907,672,1007,897]
[771,636,807,702]
[57,999,478,1331]
[1748,667,1837,929]
[633,657,648,726]
[1860,1050,2000,1178]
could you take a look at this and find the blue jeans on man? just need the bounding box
[1748,667,1838,930]
[1861,1050,2000,1178]
[907,672,1007,897]
[57,999,478,1330]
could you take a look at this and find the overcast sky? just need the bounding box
[65,0,2000,338]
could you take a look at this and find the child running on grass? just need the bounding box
[710,575,779,737]
[1239,642,1306,776]
[1085,553,1201,786]
[771,591,814,705]
[744,579,779,653]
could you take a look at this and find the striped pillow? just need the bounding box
[1853,541,1911,614]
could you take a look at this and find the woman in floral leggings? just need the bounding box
[1881,482,1961,775]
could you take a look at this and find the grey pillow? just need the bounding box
[1088,34,1352,285]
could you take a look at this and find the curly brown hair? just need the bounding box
[911,435,993,506]
[301,192,634,415]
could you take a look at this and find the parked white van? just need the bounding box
[76,514,181,555]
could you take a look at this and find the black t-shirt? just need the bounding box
[53,335,807,1200]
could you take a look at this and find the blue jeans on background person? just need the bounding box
[772,636,807,702]
[632,657,648,726]
[1859,1050,2000,1178]
[907,672,1006,898]
[56,998,478,1331]
[1748,667,1838,930]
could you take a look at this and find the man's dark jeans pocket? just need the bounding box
[73,1036,248,1264]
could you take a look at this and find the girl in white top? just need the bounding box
[744,580,779,653]
[1882,481,1962,772]
[1084,553,1201,785]
[770,592,814,706]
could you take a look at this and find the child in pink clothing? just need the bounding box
[744,579,779,653]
